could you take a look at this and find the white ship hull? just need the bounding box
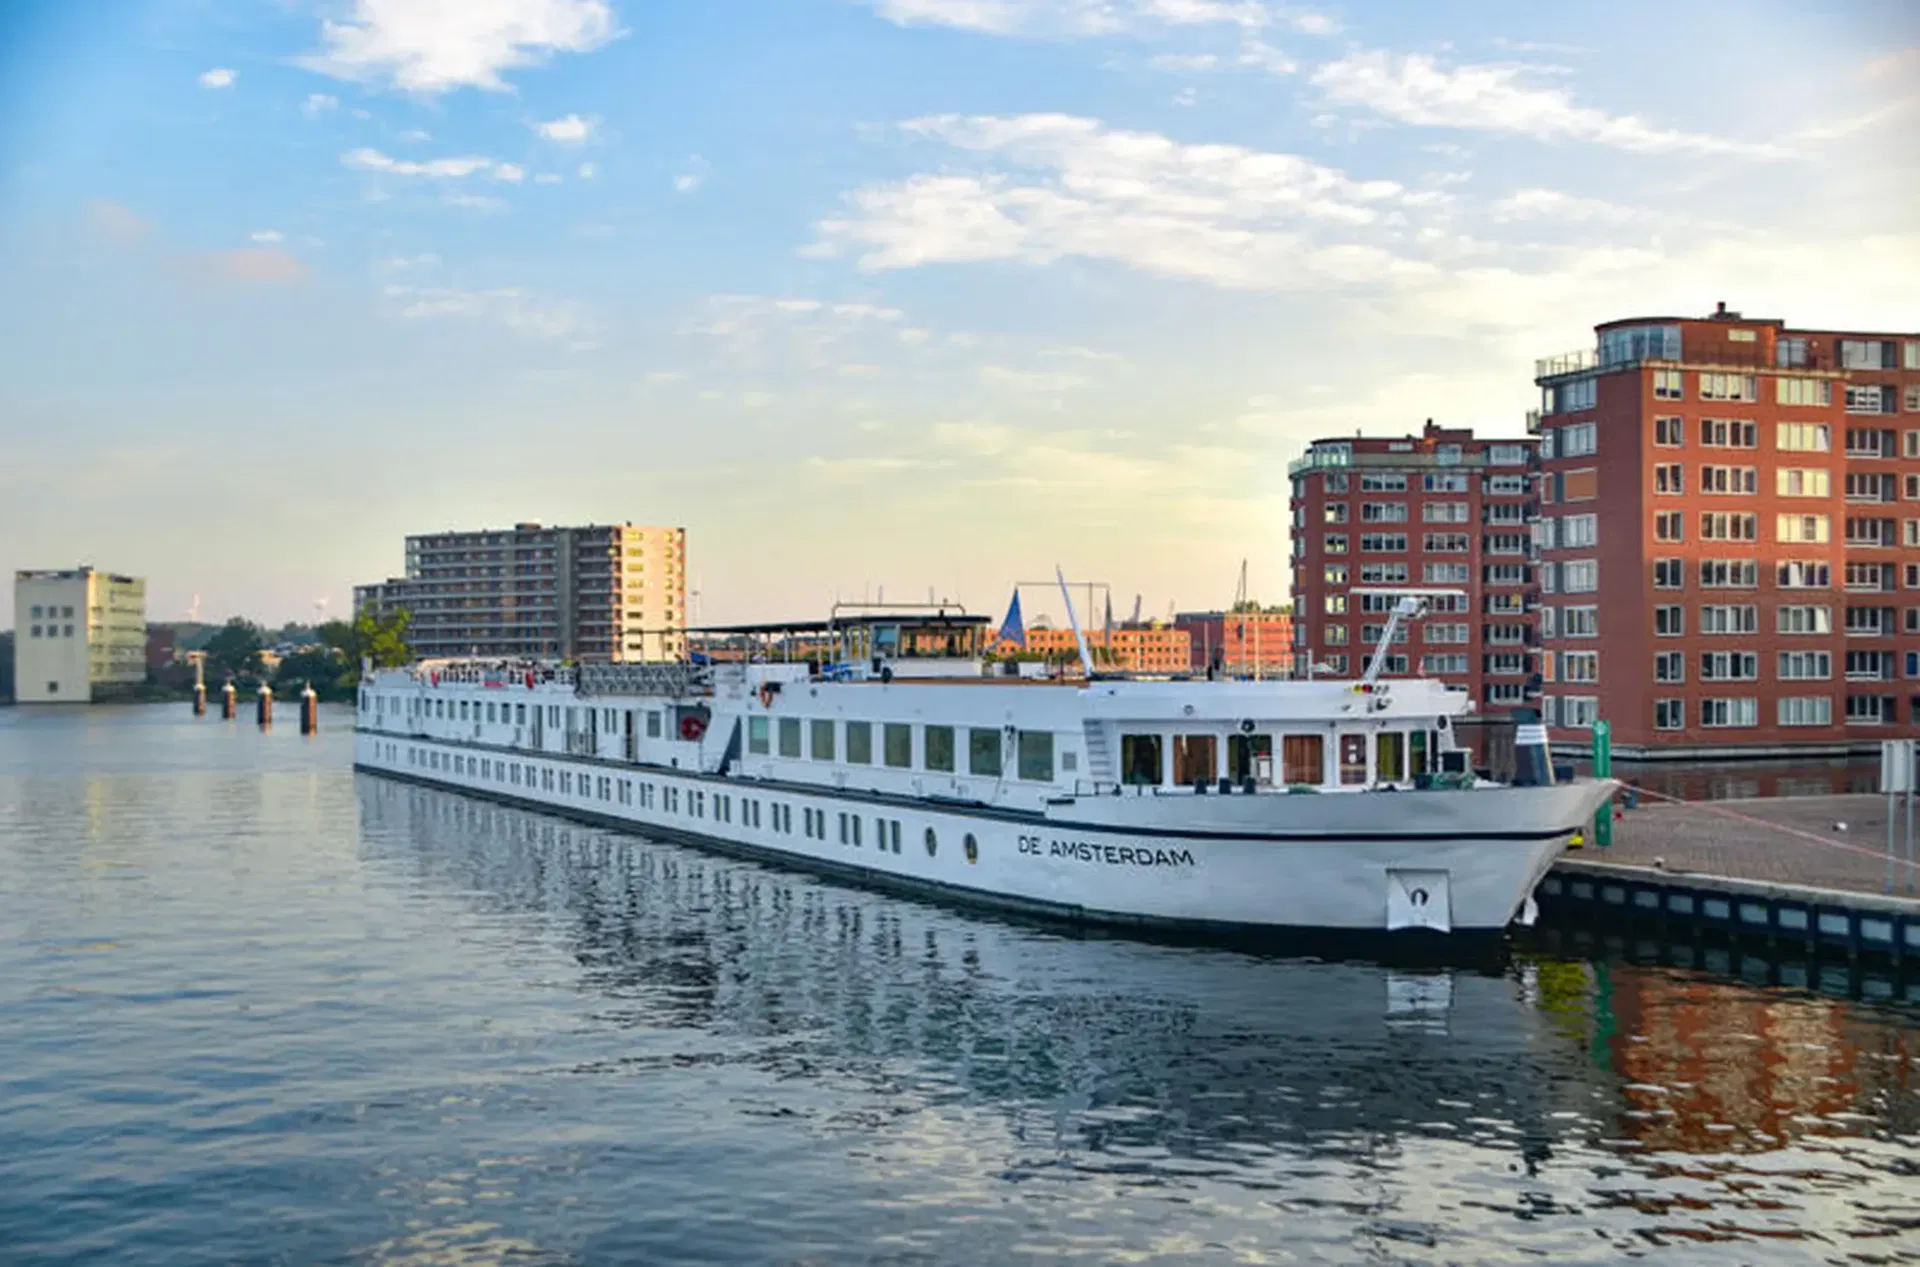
[352,729,1606,935]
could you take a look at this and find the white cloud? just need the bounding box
[1488,188,1640,224]
[199,67,236,89]
[1151,52,1219,71]
[868,0,1269,37]
[341,147,524,183]
[249,229,285,243]
[302,0,618,94]
[675,172,704,193]
[398,128,432,142]
[383,283,595,343]
[534,112,594,142]
[577,162,597,179]
[1863,46,1919,80]
[1310,51,1789,156]
[302,92,339,115]
[812,113,1424,287]
[535,172,563,184]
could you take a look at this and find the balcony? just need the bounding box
[1534,349,1597,381]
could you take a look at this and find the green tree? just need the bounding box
[317,609,412,684]
[272,647,350,700]
[204,618,266,681]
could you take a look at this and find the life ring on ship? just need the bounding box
[679,713,708,742]
[758,683,777,708]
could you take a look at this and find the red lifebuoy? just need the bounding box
[679,714,707,742]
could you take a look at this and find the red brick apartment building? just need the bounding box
[1289,422,1541,715]
[1173,609,1295,678]
[1533,306,1920,757]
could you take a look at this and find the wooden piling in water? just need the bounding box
[256,685,273,729]
[299,686,318,735]
[221,682,237,720]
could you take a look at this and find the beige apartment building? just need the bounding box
[13,567,148,702]
[354,522,687,663]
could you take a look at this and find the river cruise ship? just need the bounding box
[352,591,1615,937]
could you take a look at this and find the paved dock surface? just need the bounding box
[1575,792,1920,899]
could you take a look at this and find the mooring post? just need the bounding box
[256,684,273,729]
[1592,719,1613,849]
[221,681,237,720]
[299,684,318,736]
[1883,740,1913,895]
[192,656,206,716]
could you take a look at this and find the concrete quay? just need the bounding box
[1538,793,1920,961]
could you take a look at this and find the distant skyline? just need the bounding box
[2,0,1916,629]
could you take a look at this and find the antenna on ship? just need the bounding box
[1054,565,1097,679]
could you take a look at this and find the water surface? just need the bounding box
[2,705,1917,1264]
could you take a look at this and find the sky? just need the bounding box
[1,0,1916,630]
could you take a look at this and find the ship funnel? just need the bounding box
[1510,707,1554,787]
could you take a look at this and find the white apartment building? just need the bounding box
[14,568,148,702]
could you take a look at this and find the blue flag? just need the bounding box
[999,590,1025,648]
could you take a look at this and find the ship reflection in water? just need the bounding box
[352,779,1920,1263]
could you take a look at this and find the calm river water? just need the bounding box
[2,704,1917,1265]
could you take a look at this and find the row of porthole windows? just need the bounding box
[402,744,980,864]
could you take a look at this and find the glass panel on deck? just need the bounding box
[1228,734,1273,784]
[1121,734,1162,785]
[1338,734,1368,785]
[1375,732,1406,783]
[1173,735,1216,786]
[1282,734,1323,785]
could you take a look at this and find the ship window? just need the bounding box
[647,710,662,738]
[1121,734,1162,785]
[852,816,862,846]
[811,719,836,761]
[1173,735,1216,786]
[486,702,497,723]
[924,826,938,856]
[1228,734,1273,784]
[925,725,956,772]
[747,716,770,754]
[968,728,1002,777]
[1339,734,1368,785]
[1409,731,1430,777]
[1375,732,1406,783]
[778,717,801,757]
[845,721,873,764]
[838,812,849,844]
[516,704,526,724]
[1017,731,1054,781]
[883,723,912,768]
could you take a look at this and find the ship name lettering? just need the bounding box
[1017,834,1194,868]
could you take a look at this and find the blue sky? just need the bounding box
[1,0,1915,629]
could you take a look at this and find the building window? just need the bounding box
[1700,604,1758,635]
[1655,605,1685,636]
[1324,503,1348,524]
[1426,562,1471,584]
[1699,418,1757,448]
[1700,464,1756,494]
[1654,463,1684,494]
[1700,698,1758,728]
[1776,377,1831,407]
[1698,372,1756,402]
[1700,512,1757,541]
[1555,421,1597,455]
[1560,651,1599,683]
[1562,560,1599,593]
[1487,444,1529,466]
[1776,468,1830,498]
[1777,561,1830,589]
[1701,651,1759,681]
[1654,512,1684,543]
[1653,558,1684,589]
[1778,696,1833,727]
[1424,471,1470,492]
[1359,563,1408,584]
[1777,605,1833,635]
[1779,651,1832,681]
[1360,534,1408,553]
[1839,338,1892,370]
[1324,534,1347,554]
[1423,533,1470,553]
[1699,559,1757,588]
[1324,473,1348,493]
[1561,606,1598,637]
[1654,699,1685,730]
[1777,422,1831,452]
[1422,502,1470,523]
[1654,651,1685,683]
[1777,513,1831,544]
[1561,696,1600,728]
[1653,369,1684,400]
[1323,564,1348,585]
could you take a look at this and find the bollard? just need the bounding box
[256,684,273,729]
[1592,719,1613,849]
[192,683,207,716]
[221,682,237,720]
[299,685,318,736]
